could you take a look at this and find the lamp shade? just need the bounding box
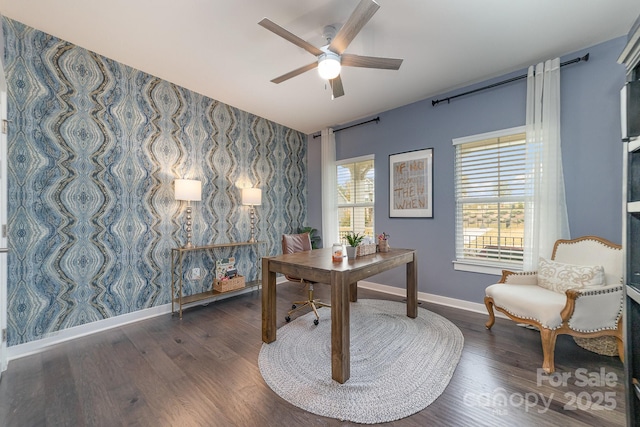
[174,179,202,201]
[317,52,341,80]
[242,188,262,206]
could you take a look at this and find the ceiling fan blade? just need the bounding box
[330,75,345,99]
[328,0,380,55]
[341,53,403,70]
[259,18,323,57]
[271,62,318,84]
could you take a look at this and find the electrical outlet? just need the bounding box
[191,268,201,280]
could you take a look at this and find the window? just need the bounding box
[453,127,526,274]
[337,155,375,242]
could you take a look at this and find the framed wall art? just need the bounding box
[389,148,433,218]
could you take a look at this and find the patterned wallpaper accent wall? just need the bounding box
[3,17,307,346]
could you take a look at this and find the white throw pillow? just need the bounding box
[537,257,605,293]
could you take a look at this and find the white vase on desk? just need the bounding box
[346,246,357,259]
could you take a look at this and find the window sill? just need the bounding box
[452,260,522,276]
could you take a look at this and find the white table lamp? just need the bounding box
[175,179,202,248]
[242,188,262,243]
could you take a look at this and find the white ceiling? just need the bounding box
[1,0,639,134]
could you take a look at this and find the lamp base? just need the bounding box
[248,206,256,243]
[183,204,195,249]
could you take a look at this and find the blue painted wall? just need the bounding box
[308,37,626,303]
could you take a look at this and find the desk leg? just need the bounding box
[331,270,350,383]
[262,257,277,343]
[407,252,418,318]
[349,281,358,302]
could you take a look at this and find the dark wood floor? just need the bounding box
[0,283,627,426]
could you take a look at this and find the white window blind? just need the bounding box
[337,156,374,242]
[454,128,526,266]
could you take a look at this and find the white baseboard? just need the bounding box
[6,304,171,361]
[6,284,266,362]
[7,277,499,362]
[357,280,507,318]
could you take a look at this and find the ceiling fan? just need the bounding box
[258,0,403,99]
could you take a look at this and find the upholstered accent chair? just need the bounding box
[484,236,623,373]
[282,233,330,325]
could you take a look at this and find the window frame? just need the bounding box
[452,126,526,275]
[336,154,375,243]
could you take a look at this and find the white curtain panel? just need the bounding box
[523,58,570,269]
[321,128,338,248]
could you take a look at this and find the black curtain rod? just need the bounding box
[431,53,590,107]
[312,116,380,138]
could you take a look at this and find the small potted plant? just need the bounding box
[297,226,321,249]
[344,232,364,259]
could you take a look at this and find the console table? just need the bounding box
[262,247,417,383]
[171,241,263,319]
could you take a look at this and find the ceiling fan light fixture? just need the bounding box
[318,51,341,80]
[261,0,400,98]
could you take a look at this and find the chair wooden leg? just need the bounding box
[484,297,496,329]
[540,327,558,373]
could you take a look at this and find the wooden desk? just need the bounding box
[261,247,417,384]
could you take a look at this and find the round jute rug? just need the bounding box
[258,299,464,424]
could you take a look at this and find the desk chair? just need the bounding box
[282,233,330,325]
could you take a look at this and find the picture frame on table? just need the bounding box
[389,148,433,218]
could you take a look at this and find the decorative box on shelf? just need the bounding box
[357,243,377,257]
[213,275,245,293]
